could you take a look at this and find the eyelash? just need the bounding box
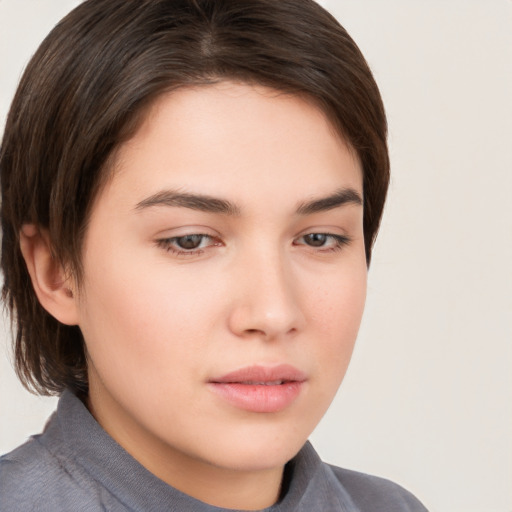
[294,233,351,252]
[156,234,219,256]
[156,232,351,257]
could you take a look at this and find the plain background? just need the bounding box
[1,1,511,511]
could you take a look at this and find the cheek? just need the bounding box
[307,265,367,374]
[78,254,222,386]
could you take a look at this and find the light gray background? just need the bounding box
[1,1,511,511]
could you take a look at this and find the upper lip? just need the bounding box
[209,364,307,384]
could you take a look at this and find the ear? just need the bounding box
[19,224,80,326]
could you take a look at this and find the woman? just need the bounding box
[0,1,427,510]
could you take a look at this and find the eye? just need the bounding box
[295,232,351,251]
[303,233,330,247]
[156,234,220,255]
[173,234,207,250]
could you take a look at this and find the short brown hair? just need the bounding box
[1,0,389,395]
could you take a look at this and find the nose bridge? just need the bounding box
[229,242,304,339]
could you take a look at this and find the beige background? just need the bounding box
[1,1,511,511]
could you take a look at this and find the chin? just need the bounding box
[213,445,301,473]
[197,423,310,472]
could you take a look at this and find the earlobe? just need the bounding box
[19,224,79,326]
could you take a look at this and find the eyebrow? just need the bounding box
[134,190,241,215]
[295,188,363,215]
[134,187,362,216]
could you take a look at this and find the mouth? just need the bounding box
[232,380,287,385]
[208,365,306,413]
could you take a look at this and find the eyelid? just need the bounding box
[155,233,222,256]
[293,231,352,251]
[154,226,352,257]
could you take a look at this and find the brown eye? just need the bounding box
[303,233,328,247]
[157,233,220,255]
[175,235,204,250]
[294,233,351,252]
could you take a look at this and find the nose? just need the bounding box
[227,248,306,341]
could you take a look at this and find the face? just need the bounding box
[76,82,367,505]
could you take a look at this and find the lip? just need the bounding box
[208,365,306,413]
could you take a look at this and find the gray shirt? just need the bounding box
[0,391,427,511]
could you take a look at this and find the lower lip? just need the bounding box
[208,381,304,413]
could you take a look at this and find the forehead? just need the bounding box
[100,81,362,213]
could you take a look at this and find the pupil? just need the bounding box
[178,235,202,249]
[306,233,327,247]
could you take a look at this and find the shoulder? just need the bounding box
[0,436,58,497]
[327,464,429,512]
[289,442,428,511]
[0,435,103,512]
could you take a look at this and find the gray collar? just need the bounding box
[39,390,359,511]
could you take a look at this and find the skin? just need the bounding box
[25,82,368,509]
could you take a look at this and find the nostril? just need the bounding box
[245,328,265,335]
